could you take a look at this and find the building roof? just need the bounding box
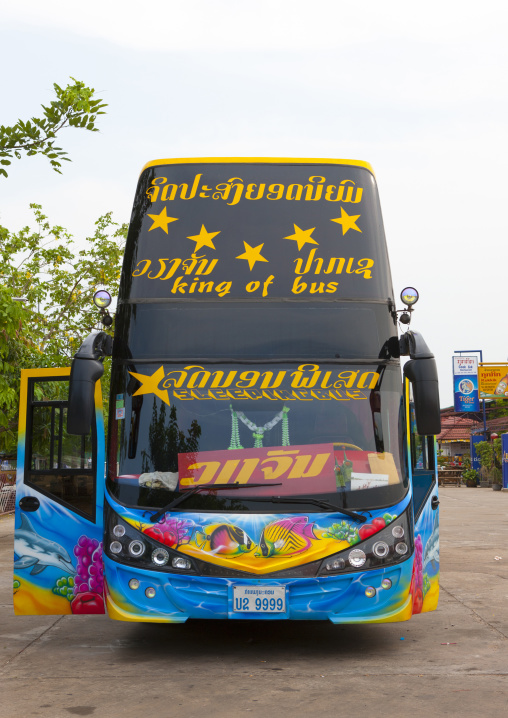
[480,416,508,434]
[437,406,508,443]
[437,411,477,443]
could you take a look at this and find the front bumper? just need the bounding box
[104,554,414,624]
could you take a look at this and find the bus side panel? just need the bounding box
[14,369,106,616]
[405,380,439,616]
[412,487,439,615]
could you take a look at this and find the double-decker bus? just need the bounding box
[14,158,440,623]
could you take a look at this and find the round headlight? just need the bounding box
[109,541,122,554]
[112,524,125,538]
[152,548,169,566]
[348,549,366,568]
[172,557,192,570]
[372,541,390,558]
[128,540,146,557]
[392,525,404,539]
[395,542,408,555]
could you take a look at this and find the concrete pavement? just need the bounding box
[1,488,507,717]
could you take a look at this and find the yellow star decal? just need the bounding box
[235,242,269,271]
[129,366,170,405]
[187,225,221,254]
[147,207,179,234]
[330,208,362,235]
[285,224,319,251]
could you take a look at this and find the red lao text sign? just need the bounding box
[177,444,337,496]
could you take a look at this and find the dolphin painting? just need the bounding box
[14,513,76,576]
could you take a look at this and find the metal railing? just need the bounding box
[0,471,16,515]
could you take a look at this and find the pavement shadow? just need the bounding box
[116,618,394,664]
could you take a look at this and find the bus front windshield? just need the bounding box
[107,361,407,513]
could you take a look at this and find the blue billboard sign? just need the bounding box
[470,434,486,474]
[453,356,480,412]
[502,434,508,489]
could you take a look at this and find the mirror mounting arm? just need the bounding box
[74,331,113,361]
[399,330,434,360]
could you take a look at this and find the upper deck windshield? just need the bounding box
[107,160,406,512]
[121,160,392,303]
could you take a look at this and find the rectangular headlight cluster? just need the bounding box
[105,506,197,574]
[318,508,413,575]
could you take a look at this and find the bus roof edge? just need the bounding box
[139,157,375,177]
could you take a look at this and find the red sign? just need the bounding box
[177,444,338,496]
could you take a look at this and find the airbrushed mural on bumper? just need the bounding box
[102,485,440,623]
[104,550,415,624]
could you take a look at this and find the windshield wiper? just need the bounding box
[148,483,283,522]
[246,495,367,523]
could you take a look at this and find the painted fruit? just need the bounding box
[358,524,377,540]
[144,526,178,548]
[412,588,423,613]
[71,591,105,615]
[371,518,386,531]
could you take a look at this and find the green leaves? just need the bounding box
[474,439,503,483]
[475,441,494,470]
[0,205,126,452]
[0,78,111,450]
[0,78,107,177]
[322,520,360,545]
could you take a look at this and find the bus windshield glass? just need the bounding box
[107,361,406,512]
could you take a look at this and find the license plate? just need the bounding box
[233,586,286,613]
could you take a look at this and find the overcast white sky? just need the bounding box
[2,0,507,407]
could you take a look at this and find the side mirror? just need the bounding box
[404,357,441,436]
[400,330,441,436]
[67,332,112,435]
[67,357,104,435]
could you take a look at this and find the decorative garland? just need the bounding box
[228,405,290,449]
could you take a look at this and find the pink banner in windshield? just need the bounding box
[177,444,339,496]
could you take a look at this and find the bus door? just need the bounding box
[408,399,440,614]
[13,368,106,615]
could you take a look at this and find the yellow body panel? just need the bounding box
[421,582,440,613]
[105,585,186,624]
[14,584,72,616]
[366,595,413,623]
